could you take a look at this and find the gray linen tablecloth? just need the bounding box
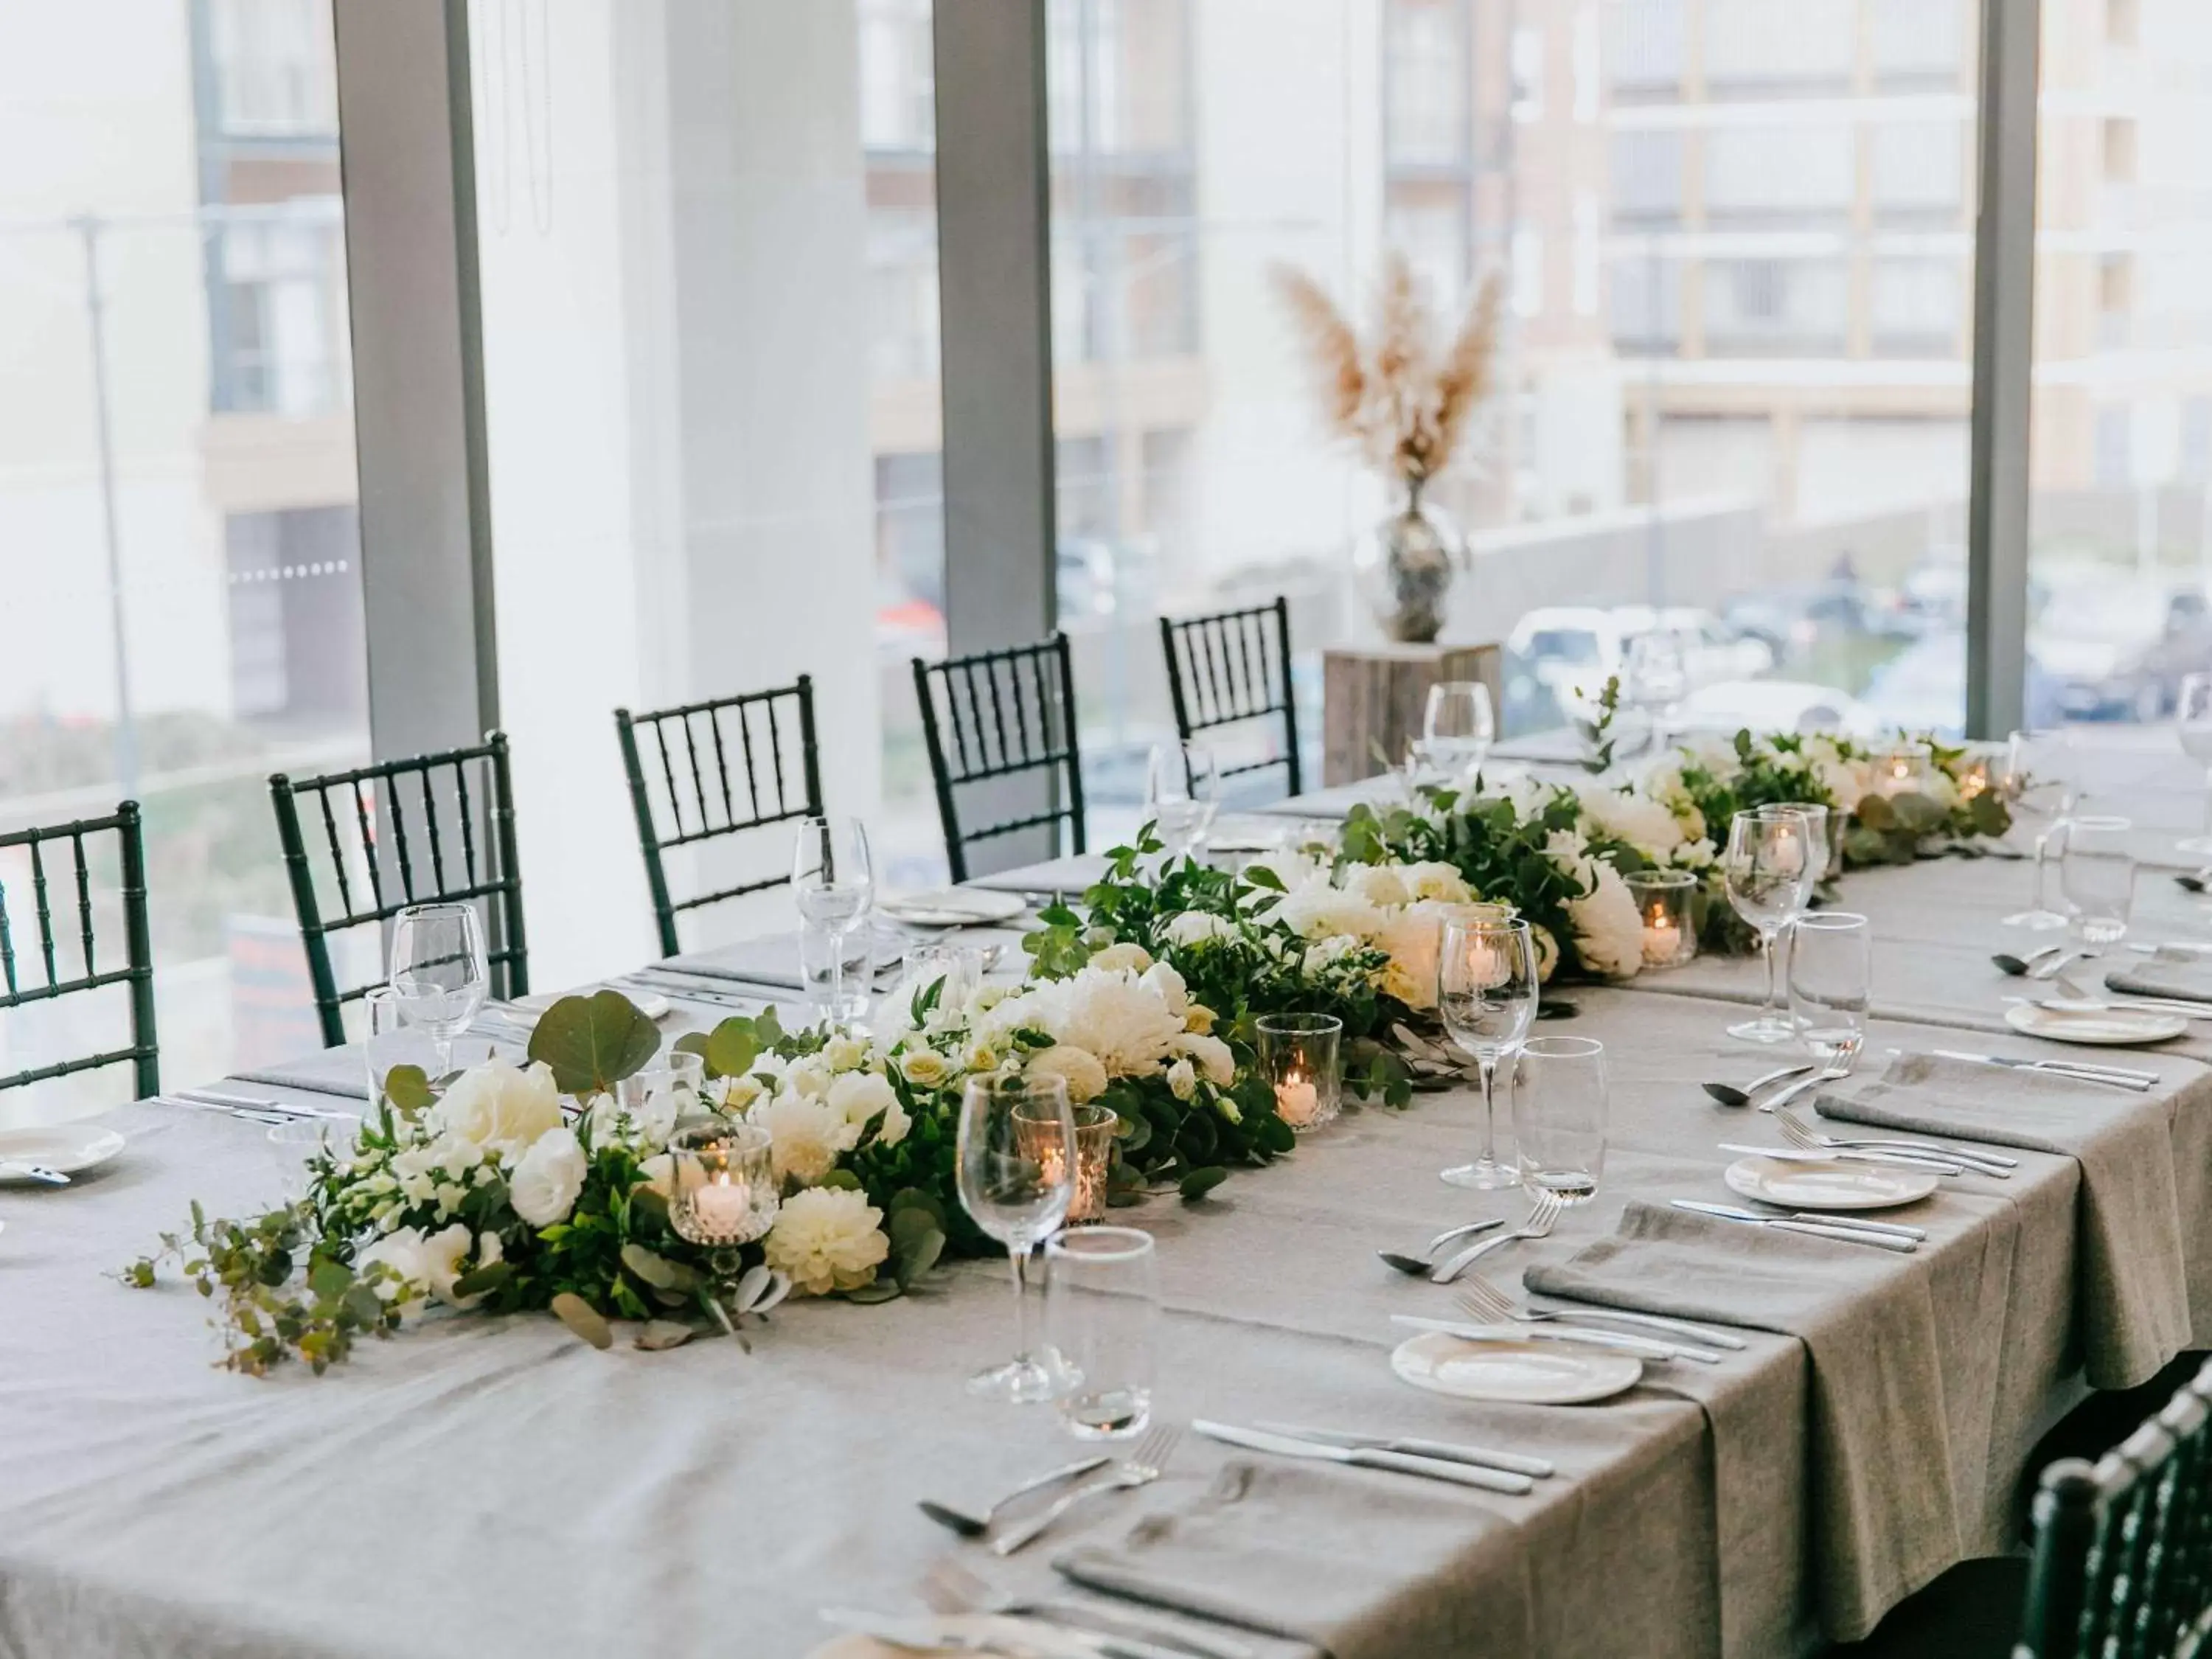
[5,908,2208,1656]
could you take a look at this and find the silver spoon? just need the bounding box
[1703,1060,1817,1107]
[916,1454,1111,1538]
[1377,1217,1504,1276]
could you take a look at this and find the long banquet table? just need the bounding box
[6,740,2212,1659]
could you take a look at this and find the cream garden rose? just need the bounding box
[431,1060,562,1158]
[509,1125,588,1227]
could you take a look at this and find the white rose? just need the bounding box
[1166,1057,1197,1100]
[1090,942,1153,973]
[717,1072,766,1113]
[1164,911,1239,947]
[509,1125,588,1227]
[1025,1043,1110,1104]
[751,1090,858,1186]
[785,1056,833,1100]
[432,1060,563,1157]
[762,1186,891,1296]
[823,1034,870,1072]
[358,1220,473,1306]
[1399,860,1474,903]
[828,1071,908,1146]
[900,1048,952,1089]
[1342,863,1411,907]
[1273,880,1385,942]
[1171,1031,1236,1087]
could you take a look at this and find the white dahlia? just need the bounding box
[1025,1043,1110,1104]
[762,1186,890,1296]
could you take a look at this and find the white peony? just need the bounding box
[1048,967,1189,1077]
[432,1060,563,1158]
[1170,1031,1237,1087]
[1273,880,1385,942]
[509,1125,588,1227]
[1138,960,1189,1018]
[1089,942,1153,973]
[828,1070,908,1147]
[1164,911,1240,947]
[1341,863,1411,907]
[1399,861,1474,904]
[762,1186,891,1295]
[358,1220,473,1305]
[1565,860,1645,980]
[1026,1043,1110,1104]
[1578,785,1686,858]
[751,1089,858,1186]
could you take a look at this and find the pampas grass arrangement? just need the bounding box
[1272,254,1501,493]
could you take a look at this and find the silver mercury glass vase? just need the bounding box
[1353,481,1464,644]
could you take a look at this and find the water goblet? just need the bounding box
[1436,915,1539,1189]
[957,1074,1075,1402]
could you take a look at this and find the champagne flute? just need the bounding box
[387,901,487,1079]
[1422,681,1495,784]
[2177,673,2212,856]
[791,816,875,1021]
[1436,916,1540,1189]
[1723,810,1815,1043]
[1996,729,2074,930]
[957,1073,1076,1402]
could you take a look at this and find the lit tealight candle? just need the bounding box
[1276,1071,1320,1127]
[690,1175,751,1232]
[1642,907,1680,967]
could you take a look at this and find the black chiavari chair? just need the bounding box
[1160,595,1301,801]
[912,634,1085,884]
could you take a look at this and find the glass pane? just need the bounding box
[2026,1,2212,734]
[1047,0,1979,805]
[0,0,368,1124]
[470,1,945,980]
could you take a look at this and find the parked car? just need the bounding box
[1506,605,1773,722]
[2031,584,2212,722]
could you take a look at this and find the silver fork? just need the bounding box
[1755,1065,1851,1114]
[1428,1192,1565,1283]
[1773,1107,2017,1176]
[922,1558,1255,1659]
[1455,1274,1746,1350]
[991,1424,1180,1557]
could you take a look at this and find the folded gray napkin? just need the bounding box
[964,855,1110,897]
[228,1060,372,1101]
[669,926,906,992]
[1813,1051,2190,1389]
[1526,1200,1958,1641]
[2105,950,2212,1004]
[1054,1460,1520,1659]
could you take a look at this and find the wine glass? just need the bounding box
[1996,728,2075,930]
[1422,681,1495,783]
[388,901,487,1079]
[2177,674,2212,857]
[957,1073,1076,1402]
[1436,916,1540,1189]
[791,816,875,1021]
[1723,810,1816,1044]
[1624,631,1689,751]
[1145,742,1219,858]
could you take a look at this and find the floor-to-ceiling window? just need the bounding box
[0,0,369,1124]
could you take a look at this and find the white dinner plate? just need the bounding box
[1391,1329,1642,1405]
[1723,1154,1939,1213]
[0,1123,128,1183]
[877,888,1029,928]
[513,987,672,1022]
[2003,1002,2187,1046]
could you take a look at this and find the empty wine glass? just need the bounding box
[1436,915,1540,1189]
[1787,911,1871,1067]
[2177,674,2212,856]
[1723,810,1815,1044]
[957,1073,1075,1402]
[1145,742,1219,858]
[1997,729,2076,930]
[1624,632,1689,750]
[1422,681,1495,783]
[2059,815,2136,947]
[792,816,875,1021]
[388,901,488,1079]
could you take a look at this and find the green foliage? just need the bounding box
[1574,675,1626,773]
[526,990,661,1096]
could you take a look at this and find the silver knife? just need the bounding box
[1390,1313,1722,1365]
[0,1161,69,1186]
[1251,1421,1554,1479]
[1515,1302,1750,1350]
[1717,1141,1964,1176]
[1672,1199,1919,1251]
[158,1095,295,1126]
[822,1606,1186,1659]
[175,1088,358,1121]
[1929,1051,2154,1091]
[1191,1419,1535,1493]
[1784,1210,1925,1241]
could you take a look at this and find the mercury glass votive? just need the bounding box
[1256,1012,1343,1133]
[1624,869,1698,969]
[1017,1098,1117,1225]
[667,1121,777,1247]
[1875,742,1934,797]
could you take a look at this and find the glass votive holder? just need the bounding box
[1624,869,1699,970]
[1875,741,1933,797]
[1256,1012,1343,1133]
[615,1051,706,1139]
[897,942,986,1020]
[667,1121,778,1246]
[1066,1102,1118,1223]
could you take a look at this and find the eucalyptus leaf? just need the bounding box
[307,1257,353,1300]
[449,1260,512,1299]
[550,1292,613,1351]
[815,1168,863,1192]
[619,1242,697,1293]
[382,1064,436,1116]
[527,990,661,1097]
[634,1320,696,1352]
[843,1279,903,1304]
[703,1018,761,1081]
[1178,1165,1229,1203]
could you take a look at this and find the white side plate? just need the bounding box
[1391,1329,1641,1405]
[1723,1154,1939,1212]
[513,987,672,1022]
[2003,1003,2186,1047]
[878,888,1029,928]
[0,1123,128,1183]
